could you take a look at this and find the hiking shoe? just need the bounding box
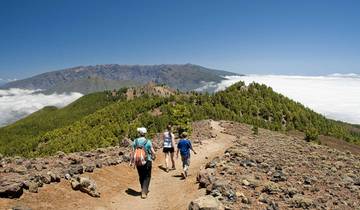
[182,171,187,179]
[141,192,147,199]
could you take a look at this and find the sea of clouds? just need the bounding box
[205,74,360,124]
[1,74,359,127]
[0,89,83,127]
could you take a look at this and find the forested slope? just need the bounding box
[0,91,122,156]
[1,82,358,157]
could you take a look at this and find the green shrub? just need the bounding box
[304,127,319,142]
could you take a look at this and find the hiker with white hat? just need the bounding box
[130,127,156,199]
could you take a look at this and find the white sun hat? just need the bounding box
[137,127,147,134]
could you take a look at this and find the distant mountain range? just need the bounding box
[1,64,239,94]
[0,79,14,86]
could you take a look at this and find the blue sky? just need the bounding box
[0,0,359,79]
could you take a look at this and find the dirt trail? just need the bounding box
[1,121,236,210]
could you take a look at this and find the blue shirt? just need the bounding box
[177,138,192,158]
[132,137,153,161]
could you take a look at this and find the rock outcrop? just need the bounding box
[0,146,129,198]
[188,195,224,210]
[70,175,100,197]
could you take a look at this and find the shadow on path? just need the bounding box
[158,165,168,172]
[172,174,185,180]
[125,188,141,197]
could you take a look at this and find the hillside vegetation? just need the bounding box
[0,82,359,157]
[0,91,122,156]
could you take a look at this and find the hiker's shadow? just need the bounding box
[125,188,141,196]
[158,165,167,172]
[172,174,185,180]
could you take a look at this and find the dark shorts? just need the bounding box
[163,147,175,153]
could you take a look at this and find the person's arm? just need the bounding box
[189,140,197,154]
[151,145,156,160]
[176,142,180,159]
[146,140,156,160]
[130,140,136,166]
[171,133,176,148]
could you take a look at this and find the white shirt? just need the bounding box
[163,131,174,148]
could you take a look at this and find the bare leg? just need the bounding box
[164,152,169,171]
[170,152,176,169]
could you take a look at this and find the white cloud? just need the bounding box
[328,73,360,78]
[0,89,83,127]
[194,81,217,92]
[210,75,360,124]
[0,78,17,82]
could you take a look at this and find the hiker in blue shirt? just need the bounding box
[130,127,156,199]
[176,132,197,179]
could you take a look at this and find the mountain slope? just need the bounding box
[1,82,359,158]
[1,64,238,93]
[0,91,121,156]
[43,77,136,94]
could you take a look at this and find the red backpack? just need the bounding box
[133,138,148,166]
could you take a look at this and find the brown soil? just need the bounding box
[202,121,360,210]
[287,130,360,155]
[2,120,360,210]
[0,121,235,210]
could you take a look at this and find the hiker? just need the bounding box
[130,127,156,199]
[176,132,197,178]
[162,124,176,172]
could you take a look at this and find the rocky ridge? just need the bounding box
[0,145,129,199]
[0,121,211,199]
[195,121,360,210]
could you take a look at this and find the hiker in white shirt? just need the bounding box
[162,124,176,172]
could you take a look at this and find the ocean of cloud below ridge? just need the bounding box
[209,74,360,125]
[0,88,83,127]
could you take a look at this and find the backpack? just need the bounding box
[133,138,149,166]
